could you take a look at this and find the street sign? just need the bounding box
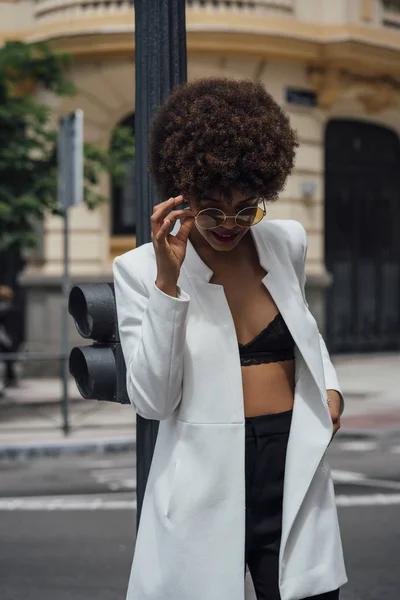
[57,108,84,435]
[58,109,84,209]
[286,87,317,108]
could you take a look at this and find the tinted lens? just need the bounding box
[236,206,264,227]
[196,209,225,229]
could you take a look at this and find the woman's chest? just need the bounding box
[210,266,279,345]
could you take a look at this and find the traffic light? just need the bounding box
[68,283,130,404]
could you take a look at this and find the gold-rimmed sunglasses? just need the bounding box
[194,198,266,230]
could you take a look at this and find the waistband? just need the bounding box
[245,409,293,437]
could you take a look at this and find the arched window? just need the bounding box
[111,113,136,235]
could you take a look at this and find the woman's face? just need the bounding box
[189,189,260,253]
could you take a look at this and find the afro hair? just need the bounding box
[148,77,298,204]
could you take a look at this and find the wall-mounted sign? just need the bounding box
[286,87,317,107]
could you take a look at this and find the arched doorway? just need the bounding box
[325,119,400,353]
[111,112,136,236]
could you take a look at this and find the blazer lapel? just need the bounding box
[251,223,332,558]
[251,224,327,401]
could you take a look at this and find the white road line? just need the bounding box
[109,480,136,491]
[0,495,136,510]
[90,468,137,491]
[77,460,116,469]
[337,441,378,452]
[332,470,400,491]
[336,494,400,507]
[332,469,400,491]
[0,492,400,510]
[390,446,400,454]
[90,468,136,480]
[331,470,366,483]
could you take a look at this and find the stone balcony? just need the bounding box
[23,0,400,37]
[0,0,399,74]
[32,0,294,27]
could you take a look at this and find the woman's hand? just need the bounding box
[151,195,196,296]
[327,389,342,441]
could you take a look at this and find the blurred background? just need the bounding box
[0,1,399,599]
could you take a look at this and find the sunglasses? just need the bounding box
[194,198,266,230]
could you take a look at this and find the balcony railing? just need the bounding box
[186,0,294,13]
[33,0,134,25]
[33,0,294,26]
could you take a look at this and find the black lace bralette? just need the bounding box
[238,313,295,367]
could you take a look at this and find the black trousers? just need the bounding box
[245,410,340,600]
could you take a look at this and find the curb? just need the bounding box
[2,427,400,460]
[0,436,136,461]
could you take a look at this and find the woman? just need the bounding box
[113,78,347,600]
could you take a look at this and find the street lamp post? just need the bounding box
[134,0,187,526]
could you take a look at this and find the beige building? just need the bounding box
[1,0,400,371]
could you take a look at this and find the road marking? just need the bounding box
[1,470,400,511]
[332,469,400,491]
[390,446,400,454]
[331,470,366,482]
[336,494,400,507]
[78,460,116,469]
[0,495,136,510]
[1,490,400,510]
[337,441,378,452]
[90,467,137,491]
[109,480,136,491]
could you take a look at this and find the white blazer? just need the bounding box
[113,218,347,600]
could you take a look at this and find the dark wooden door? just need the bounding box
[325,119,400,353]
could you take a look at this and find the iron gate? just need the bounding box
[325,119,400,353]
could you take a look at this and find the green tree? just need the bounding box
[0,40,135,253]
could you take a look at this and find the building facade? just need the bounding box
[1,0,400,372]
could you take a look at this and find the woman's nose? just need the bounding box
[223,217,238,230]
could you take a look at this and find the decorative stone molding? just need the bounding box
[358,79,397,112]
[307,67,344,108]
[361,0,374,22]
[307,66,400,113]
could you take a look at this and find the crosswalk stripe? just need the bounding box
[0,496,136,510]
[0,492,400,510]
[336,441,378,452]
[336,494,400,507]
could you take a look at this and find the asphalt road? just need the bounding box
[1,434,400,600]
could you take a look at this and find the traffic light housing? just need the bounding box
[68,283,130,404]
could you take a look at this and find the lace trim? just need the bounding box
[240,351,295,367]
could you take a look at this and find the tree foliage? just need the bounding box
[0,40,135,252]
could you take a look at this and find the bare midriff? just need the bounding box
[201,229,297,418]
[241,361,295,417]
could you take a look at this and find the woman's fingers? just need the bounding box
[151,196,186,239]
[155,217,173,243]
[164,209,195,223]
[176,215,195,242]
[153,195,183,212]
[152,195,183,222]
[154,209,195,242]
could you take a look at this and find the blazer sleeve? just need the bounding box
[295,222,345,415]
[113,255,190,421]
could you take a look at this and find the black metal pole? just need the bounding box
[134,0,187,528]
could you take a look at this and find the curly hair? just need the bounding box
[148,77,298,203]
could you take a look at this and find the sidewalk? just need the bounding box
[332,352,400,434]
[0,378,137,459]
[0,352,399,458]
